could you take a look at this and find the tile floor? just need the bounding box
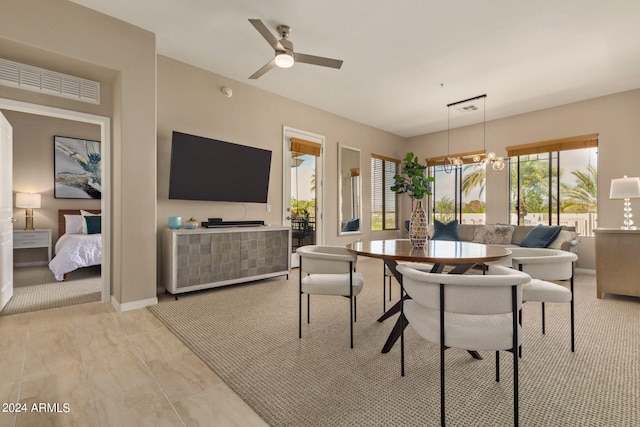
[0,301,268,427]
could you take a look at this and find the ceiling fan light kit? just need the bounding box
[248,19,343,79]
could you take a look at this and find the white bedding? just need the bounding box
[48,234,102,281]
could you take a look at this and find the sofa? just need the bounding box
[428,223,579,253]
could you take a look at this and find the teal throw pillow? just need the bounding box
[520,225,562,248]
[432,220,459,241]
[84,215,102,235]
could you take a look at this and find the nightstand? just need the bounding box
[13,229,52,262]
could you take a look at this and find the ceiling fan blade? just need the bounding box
[249,58,277,79]
[249,19,284,51]
[294,53,343,69]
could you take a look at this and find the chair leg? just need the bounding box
[383,269,386,313]
[440,283,446,427]
[354,295,357,323]
[570,276,575,352]
[307,294,310,324]
[349,266,354,349]
[299,264,303,339]
[518,308,523,358]
[512,286,519,427]
[388,274,392,301]
[541,302,546,334]
[495,351,500,382]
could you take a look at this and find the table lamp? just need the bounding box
[609,176,640,230]
[15,192,41,230]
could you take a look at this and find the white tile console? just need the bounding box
[162,226,291,296]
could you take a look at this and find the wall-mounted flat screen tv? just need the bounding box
[169,131,272,203]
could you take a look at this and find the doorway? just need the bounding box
[0,98,111,306]
[283,126,324,268]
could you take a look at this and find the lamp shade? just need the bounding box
[609,176,640,199]
[15,192,41,208]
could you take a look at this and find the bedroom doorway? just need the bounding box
[0,98,111,308]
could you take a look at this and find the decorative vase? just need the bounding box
[184,217,199,229]
[409,200,428,249]
[168,216,182,229]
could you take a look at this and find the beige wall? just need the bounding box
[3,0,634,288]
[6,110,101,263]
[407,89,640,269]
[156,56,406,263]
[0,0,157,307]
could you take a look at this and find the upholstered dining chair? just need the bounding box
[296,245,364,348]
[383,261,434,312]
[509,248,578,352]
[397,264,531,426]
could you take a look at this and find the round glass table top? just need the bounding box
[346,239,511,264]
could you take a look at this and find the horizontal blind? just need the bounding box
[371,157,383,225]
[384,160,398,229]
[506,133,598,157]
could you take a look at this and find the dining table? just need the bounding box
[346,239,512,356]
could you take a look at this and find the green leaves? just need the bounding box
[391,152,435,200]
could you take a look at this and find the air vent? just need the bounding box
[454,104,479,113]
[0,58,100,104]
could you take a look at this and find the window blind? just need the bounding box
[506,133,598,157]
[290,137,321,156]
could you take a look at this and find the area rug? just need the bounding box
[148,258,639,426]
[0,266,101,316]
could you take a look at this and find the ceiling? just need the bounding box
[71,0,640,138]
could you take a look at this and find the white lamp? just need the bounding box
[609,176,640,230]
[15,192,41,231]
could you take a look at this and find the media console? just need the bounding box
[162,226,291,297]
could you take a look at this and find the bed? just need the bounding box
[48,209,102,281]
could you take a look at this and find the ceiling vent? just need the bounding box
[0,58,100,104]
[454,104,479,113]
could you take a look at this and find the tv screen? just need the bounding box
[169,131,272,203]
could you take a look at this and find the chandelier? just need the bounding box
[444,94,505,173]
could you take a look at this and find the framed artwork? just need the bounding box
[54,135,101,199]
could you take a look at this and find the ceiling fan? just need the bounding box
[248,19,343,79]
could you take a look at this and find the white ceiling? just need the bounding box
[71,0,640,138]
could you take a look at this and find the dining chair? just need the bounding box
[383,261,434,312]
[397,264,531,426]
[296,245,364,348]
[509,248,578,352]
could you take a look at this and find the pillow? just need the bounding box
[548,230,579,249]
[431,220,459,241]
[472,224,515,245]
[64,214,84,235]
[520,225,563,248]
[81,210,101,234]
[84,215,102,234]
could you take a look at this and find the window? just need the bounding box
[428,154,486,225]
[371,155,399,230]
[507,134,598,236]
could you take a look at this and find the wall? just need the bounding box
[156,56,407,267]
[407,89,640,269]
[6,110,100,264]
[0,0,157,308]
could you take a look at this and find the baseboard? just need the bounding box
[575,268,596,275]
[14,261,49,267]
[111,296,158,312]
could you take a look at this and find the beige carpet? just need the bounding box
[149,258,639,426]
[0,266,101,316]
